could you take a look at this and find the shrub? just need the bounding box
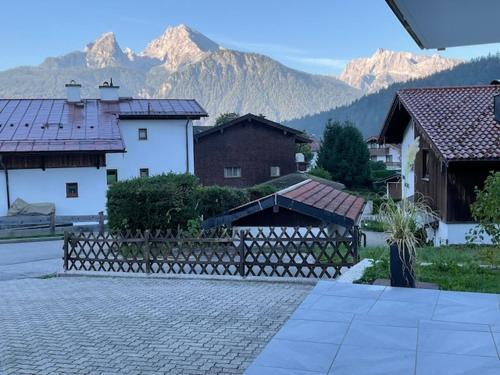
[107,173,199,231]
[308,166,332,180]
[468,171,500,245]
[195,186,249,219]
[247,184,277,201]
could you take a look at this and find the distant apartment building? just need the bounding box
[366,136,401,170]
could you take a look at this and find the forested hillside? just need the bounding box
[287,55,500,138]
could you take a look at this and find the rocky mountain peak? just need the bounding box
[140,24,220,70]
[85,32,129,69]
[339,49,462,93]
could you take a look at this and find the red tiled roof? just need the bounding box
[281,180,365,223]
[0,98,207,153]
[394,86,500,161]
[201,179,365,229]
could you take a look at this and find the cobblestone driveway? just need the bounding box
[0,277,312,375]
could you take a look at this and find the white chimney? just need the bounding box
[99,78,119,102]
[65,80,81,103]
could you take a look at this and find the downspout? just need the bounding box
[185,119,190,173]
[0,155,10,209]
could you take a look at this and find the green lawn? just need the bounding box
[357,245,500,294]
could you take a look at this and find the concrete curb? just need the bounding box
[335,258,373,283]
[58,270,319,285]
[0,236,63,245]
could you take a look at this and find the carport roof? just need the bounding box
[201,180,365,229]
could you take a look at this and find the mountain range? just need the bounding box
[287,54,500,138]
[0,25,359,123]
[0,24,465,126]
[338,48,462,93]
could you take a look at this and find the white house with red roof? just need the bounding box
[0,81,207,215]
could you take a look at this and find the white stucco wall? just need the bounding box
[0,167,106,215]
[401,120,415,198]
[388,146,401,163]
[106,119,194,181]
[433,221,493,246]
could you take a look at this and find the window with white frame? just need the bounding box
[224,167,241,178]
[270,166,281,177]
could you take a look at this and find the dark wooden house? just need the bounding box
[380,85,500,245]
[194,114,310,188]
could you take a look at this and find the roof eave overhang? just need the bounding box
[385,0,426,49]
[118,114,208,120]
[200,194,357,229]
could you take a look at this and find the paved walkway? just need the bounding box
[0,240,63,281]
[0,276,311,374]
[246,281,500,374]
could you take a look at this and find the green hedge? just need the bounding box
[107,173,199,231]
[107,174,277,231]
[195,186,249,219]
[247,184,277,201]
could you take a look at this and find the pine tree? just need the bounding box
[317,120,371,188]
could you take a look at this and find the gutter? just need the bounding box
[0,155,11,209]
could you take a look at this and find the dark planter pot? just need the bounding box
[389,243,416,288]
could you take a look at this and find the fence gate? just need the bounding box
[64,226,359,279]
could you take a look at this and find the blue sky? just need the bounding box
[1,0,499,75]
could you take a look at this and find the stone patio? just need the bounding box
[0,277,312,374]
[245,281,500,375]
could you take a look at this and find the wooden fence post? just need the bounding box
[144,230,151,274]
[353,226,360,262]
[63,231,69,271]
[98,211,105,235]
[49,212,56,235]
[239,230,246,278]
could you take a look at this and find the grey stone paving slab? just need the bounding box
[0,277,312,375]
[419,319,491,332]
[310,295,376,314]
[342,320,418,351]
[418,327,498,357]
[433,304,500,325]
[311,280,384,299]
[246,281,500,375]
[274,319,349,344]
[368,299,435,320]
[416,351,500,375]
[290,307,353,323]
[438,290,500,307]
[352,313,418,328]
[245,364,325,375]
[379,286,440,304]
[251,339,339,373]
[328,344,416,375]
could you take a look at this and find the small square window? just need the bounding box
[106,169,118,185]
[66,183,78,198]
[224,167,241,178]
[140,168,149,178]
[138,128,148,140]
[270,166,281,177]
